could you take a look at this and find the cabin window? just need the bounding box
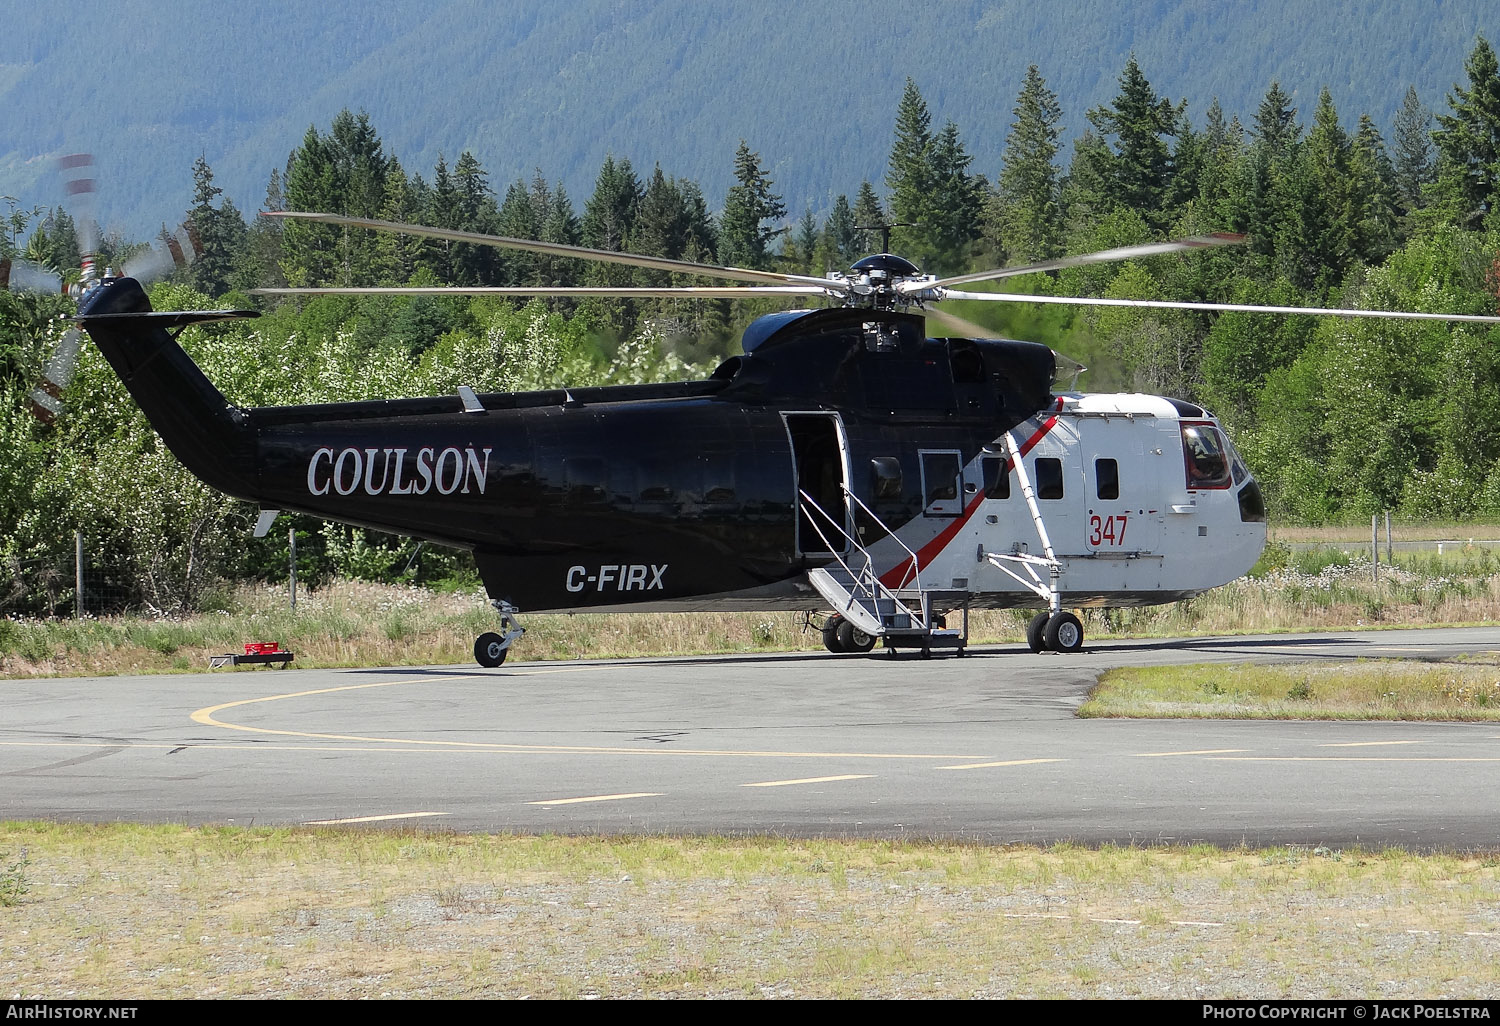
[920,450,963,516]
[1095,458,1120,500]
[1035,457,1064,499]
[870,457,903,501]
[981,456,1010,499]
[1180,422,1233,490]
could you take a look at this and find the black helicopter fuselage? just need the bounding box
[77,276,1059,612]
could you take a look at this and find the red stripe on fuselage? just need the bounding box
[879,398,1065,589]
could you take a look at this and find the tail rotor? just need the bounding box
[24,153,205,425]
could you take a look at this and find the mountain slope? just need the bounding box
[0,0,1492,239]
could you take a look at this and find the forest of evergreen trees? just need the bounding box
[5,39,1500,611]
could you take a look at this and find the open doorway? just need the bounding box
[784,413,850,555]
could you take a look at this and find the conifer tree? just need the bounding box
[1277,88,1353,291]
[1433,36,1500,223]
[495,178,538,284]
[281,125,337,286]
[718,141,785,269]
[823,194,857,266]
[1195,98,1245,225]
[1253,81,1301,157]
[540,182,581,288]
[370,160,426,285]
[420,154,462,281]
[327,110,389,284]
[581,155,641,252]
[631,165,686,286]
[993,65,1063,263]
[187,154,246,297]
[237,168,285,294]
[1351,114,1400,262]
[1392,85,1435,211]
[579,154,641,307]
[451,151,496,284]
[1059,130,1114,242]
[632,165,687,261]
[850,180,885,254]
[787,207,818,273]
[1086,55,1176,218]
[886,78,934,259]
[35,209,80,276]
[926,120,982,273]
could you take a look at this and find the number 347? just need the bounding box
[1089,514,1128,546]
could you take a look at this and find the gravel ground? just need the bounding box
[3,827,1500,999]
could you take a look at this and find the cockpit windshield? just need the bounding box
[1180,421,1233,490]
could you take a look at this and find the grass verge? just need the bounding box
[5,545,1500,678]
[1081,654,1500,720]
[2,822,1499,999]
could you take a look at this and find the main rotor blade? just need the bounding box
[938,291,1500,324]
[908,233,1246,293]
[249,285,829,299]
[28,326,84,425]
[924,304,1087,381]
[923,304,999,340]
[3,258,64,294]
[263,211,845,292]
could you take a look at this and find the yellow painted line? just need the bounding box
[0,740,974,760]
[741,774,874,788]
[526,792,662,806]
[305,812,448,825]
[1133,749,1248,758]
[186,677,984,762]
[1213,757,1500,763]
[939,758,1064,771]
[1319,740,1429,748]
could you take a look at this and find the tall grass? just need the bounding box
[3,546,1500,677]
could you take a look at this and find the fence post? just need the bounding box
[1385,511,1392,563]
[289,527,297,612]
[1371,514,1379,587]
[74,530,83,619]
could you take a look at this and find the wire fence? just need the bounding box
[2,529,331,619]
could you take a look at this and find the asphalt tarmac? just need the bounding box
[4,626,1500,850]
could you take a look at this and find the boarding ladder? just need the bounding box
[799,485,968,656]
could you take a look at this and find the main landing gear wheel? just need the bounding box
[1043,611,1084,653]
[474,631,509,668]
[836,619,876,653]
[822,615,846,654]
[1026,611,1050,653]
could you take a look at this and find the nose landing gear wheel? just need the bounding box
[1043,611,1084,653]
[836,619,876,653]
[474,631,509,667]
[1026,611,1050,653]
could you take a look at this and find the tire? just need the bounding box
[836,619,876,653]
[1026,611,1050,653]
[475,631,509,668]
[822,615,846,654]
[1043,611,1084,653]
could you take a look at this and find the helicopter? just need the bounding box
[66,209,1500,665]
